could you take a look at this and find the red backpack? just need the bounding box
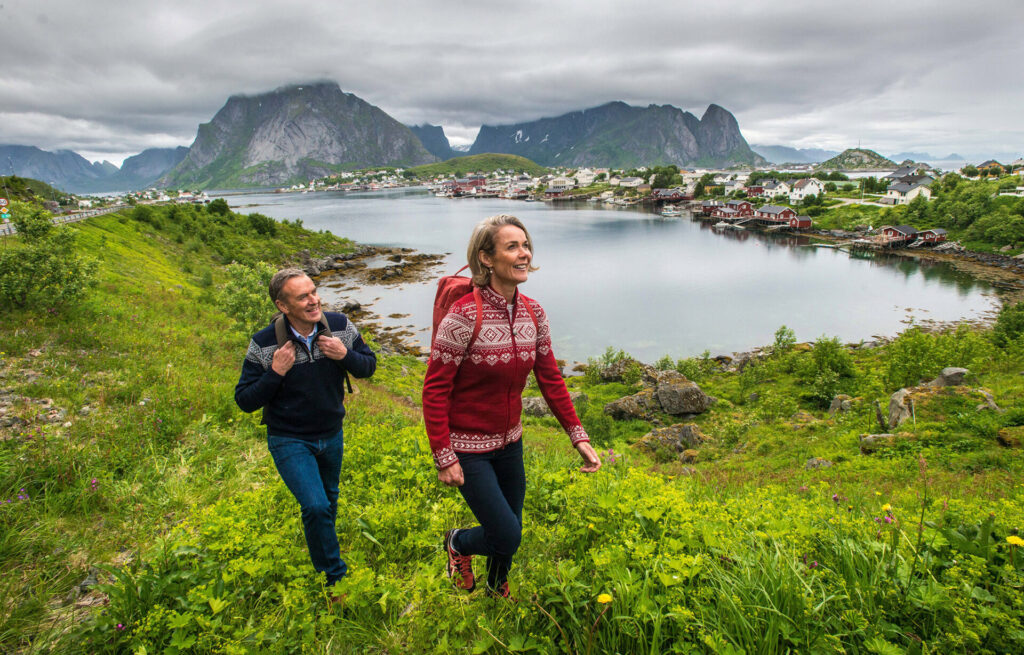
[430,265,537,348]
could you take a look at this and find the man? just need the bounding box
[235,268,376,591]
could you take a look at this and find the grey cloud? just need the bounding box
[1,0,1021,163]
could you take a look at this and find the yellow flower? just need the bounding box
[881,503,892,512]
[1008,536,1024,547]
[596,593,613,604]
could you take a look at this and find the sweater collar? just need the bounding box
[480,284,517,309]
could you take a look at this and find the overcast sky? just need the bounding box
[2,0,1022,166]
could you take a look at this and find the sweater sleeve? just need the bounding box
[335,317,377,379]
[234,339,285,413]
[421,306,474,470]
[531,303,589,446]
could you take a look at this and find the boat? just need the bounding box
[660,205,682,217]
[713,221,730,229]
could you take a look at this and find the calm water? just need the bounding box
[222,188,998,362]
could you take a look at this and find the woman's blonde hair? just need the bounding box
[466,214,539,286]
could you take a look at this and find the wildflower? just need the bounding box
[116,623,125,631]
[809,561,818,569]
[1008,536,1024,547]
[596,593,613,604]
[884,516,893,524]
[798,485,808,492]
[881,503,892,513]
[831,494,839,503]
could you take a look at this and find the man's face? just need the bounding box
[275,275,322,330]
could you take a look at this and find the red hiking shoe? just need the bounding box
[486,581,512,601]
[444,529,475,591]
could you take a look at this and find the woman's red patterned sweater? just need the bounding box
[422,285,589,470]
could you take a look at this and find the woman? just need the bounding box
[422,214,601,599]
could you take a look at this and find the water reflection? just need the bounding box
[222,188,998,361]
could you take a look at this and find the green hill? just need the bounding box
[816,148,896,170]
[1,174,73,205]
[2,204,1023,653]
[410,153,548,178]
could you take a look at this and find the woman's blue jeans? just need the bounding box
[452,439,526,589]
[268,429,347,585]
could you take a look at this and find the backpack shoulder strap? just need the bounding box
[318,314,333,338]
[468,286,484,349]
[274,315,289,348]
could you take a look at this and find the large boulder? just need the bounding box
[828,394,853,416]
[651,370,715,415]
[604,388,659,420]
[997,426,1023,448]
[522,392,588,418]
[599,358,656,383]
[928,367,969,387]
[859,433,911,454]
[887,388,913,429]
[637,423,707,460]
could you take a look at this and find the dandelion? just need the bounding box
[1008,536,1024,547]
[881,503,892,513]
[596,593,613,604]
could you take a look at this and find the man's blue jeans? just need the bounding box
[268,429,347,585]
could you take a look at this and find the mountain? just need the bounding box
[816,148,896,170]
[116,147,188,189]
[408,124,455,161]
[162,82,435,189]
[0,145,187,193]
[468,101,764,168]
[0,145,118,193]
[751,144,839,164]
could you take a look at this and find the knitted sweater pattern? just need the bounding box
[422,285,588,469]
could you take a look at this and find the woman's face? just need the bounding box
[480,225,532,291]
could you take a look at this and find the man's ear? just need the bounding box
[274,298,286,314]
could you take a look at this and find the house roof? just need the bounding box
[885,166,918,179]
[889,181,930,194]
[887,225,918,235]
[793,178,822,189]
[978,160,1003,168]
[920,228,947,235]
[757,205,793,215]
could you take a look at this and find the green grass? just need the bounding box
[2,203,1023,653]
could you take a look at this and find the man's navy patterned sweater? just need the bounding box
[235,312,376,440]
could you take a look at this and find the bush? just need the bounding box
[798,336,856,407]
[215,261,276,335]
[208,198,230,216]
[991,302,1024,347]
[247,212,278,236]
[772,325,796,355]
[0,208,97,310]
[884,325,994,390]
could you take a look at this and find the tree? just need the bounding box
[962,165,979,178]
[0,208,98,310]
[208,198,231,216]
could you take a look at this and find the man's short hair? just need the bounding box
[269,268,309,303]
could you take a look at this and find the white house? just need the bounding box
[723,180,746,195]
[547,177,576,193]
[789,178,825,203]
[762,180,791,198]
[574,168,598,186]
[885,181,932,205]
[619,176,645,188]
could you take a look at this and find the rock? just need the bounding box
[637,423,707,456]
[928,367,968,387]
[805,457,833,470]
[652,370,715,415]
[340,300,361,313]
[975,389,1004,413]
[793,343,812,353]
[1000,245,1013,253]
[789,411,817,424]
[748,392,759,403]
[680,449,699,464]
[0,416,26,428]
[828,394,853,416]
[78,567,100,593]
[679,466,698,476]
[522,392,588,417]
[859,433,899,454]
[599,358,654,383]
[604,388,658,420]
[78,405,94,417]
[887,389,913,429]
[997,426,1022,448]
[45,408,67,424]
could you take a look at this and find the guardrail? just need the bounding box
[0,204,128,237]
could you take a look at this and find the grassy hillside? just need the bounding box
[410,153,548,178]
[0,175,73,205]
[1,204,1023,653]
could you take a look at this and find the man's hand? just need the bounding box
[438,462,465,487]
[575,441,602,473]
[272,341,296,375]
[317,335,348,361]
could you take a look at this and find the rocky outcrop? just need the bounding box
[859,433,906,454]
[828,394,853,416]
[522,392,588,418]
[604,370,715,419]
[888,389,914,429]
[599,358,655,383]
[637,423,707,461]
[805,457,834,470]
[928,367,969,387]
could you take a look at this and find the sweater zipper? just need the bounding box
[506,297,517,446]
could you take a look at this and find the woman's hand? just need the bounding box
[438,461,465,487]
[575,442,601,473]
